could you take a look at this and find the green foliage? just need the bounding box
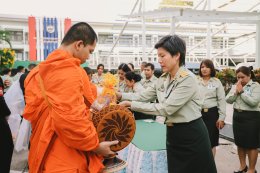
[216,68,236,84]
[0,30,12,48]
[216,68,236,94]
[253,68,260,84]
[0,48,16,69]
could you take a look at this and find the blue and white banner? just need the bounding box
[43,17,59,59]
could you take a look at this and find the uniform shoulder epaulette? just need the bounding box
[180,70,189,78]
[252,81,260,85]
[160,72,168,77]
[213,77,219,81]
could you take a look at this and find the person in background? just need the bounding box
[117,63,132,92]
[19,63,37,95]
[124,71,144,93]
[226,66,260,173]
[12,65,25,81]
[140,63,158,89]
[128,63,134,72]
[1,68,13,93]
[0,76,13,173]
[23,22,117,173]
[92,63,104,85]
[140,61,147,79]
[123,71,151,120]
[84,67,97,98]
[11,68,17,77]
[117,35,217,173]
[198,59,226,158]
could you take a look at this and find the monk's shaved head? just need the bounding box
[61,22,97,46]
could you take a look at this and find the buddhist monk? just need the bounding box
[23,22,118,173]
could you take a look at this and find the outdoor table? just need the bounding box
[117,120,168,173]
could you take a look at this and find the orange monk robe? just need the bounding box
[23,49,104,173]
[90,83,97,99]
[81,69,97,108]
[81,69,95,109]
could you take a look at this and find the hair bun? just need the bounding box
[249,66,253,71]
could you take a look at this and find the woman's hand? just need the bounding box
[4,79,11,87]
[0,87,3,96]
[216,120,225,130]
[235,80,243,94]
[116,92,122,101]
[119,101,131,108]
[93,140,119,157]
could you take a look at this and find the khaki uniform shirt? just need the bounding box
[141,75,158,89]
[140,71,145,79]
[122,66,202,123]
[226,80,260,111]
[133,82,145,93]
[198,77,226,121]
[118,80,133,93]
[91,73,104,85]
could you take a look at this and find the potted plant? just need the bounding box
[0,48,15,69]
[216,68,236,94]
[253,68,260,84]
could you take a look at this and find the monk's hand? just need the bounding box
[116,92,122,101]
[119,101,131,108]
[93,140,119,157]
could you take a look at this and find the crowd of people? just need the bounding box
[0,22,259,173]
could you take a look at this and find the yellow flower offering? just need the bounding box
[100,73,118,104]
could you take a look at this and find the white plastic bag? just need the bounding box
[4,80,25,139]
[15,119,31,152]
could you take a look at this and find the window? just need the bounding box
[133,34,139,47]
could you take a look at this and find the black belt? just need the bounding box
[201,106,217,113]
[166,118,201,127]
[234,109,256,113]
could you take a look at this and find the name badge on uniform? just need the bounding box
[158,85,165,92]
[207,83,216,89]
[244,87,252,96]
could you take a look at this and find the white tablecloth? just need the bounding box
[117,143,168,173]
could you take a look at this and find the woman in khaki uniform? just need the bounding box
[117,35,217,173]
[226,66,260,173]
[117,63,132,93]
[124,71,144,94]
[198,59,226,157]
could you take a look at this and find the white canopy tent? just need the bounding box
[125,7,260,68]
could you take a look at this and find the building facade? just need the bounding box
[0,13,256,70]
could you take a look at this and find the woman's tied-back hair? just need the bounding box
[125,71,142,83]
[61,22,97,46]
[118,63,131,73]
[199,59,216,77]
[236,66,256,81]
[154,35,186,66]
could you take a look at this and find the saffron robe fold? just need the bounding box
[23,49,103,173]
